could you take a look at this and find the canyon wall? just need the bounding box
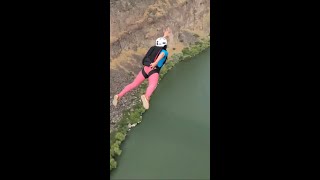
[110,0,210,130]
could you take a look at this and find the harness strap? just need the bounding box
[141,68,149,79]
[148,68,160,77]
[141,67,160,79]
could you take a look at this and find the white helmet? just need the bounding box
[155,37,167,47]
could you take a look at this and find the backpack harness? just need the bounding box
[141,46,167,79]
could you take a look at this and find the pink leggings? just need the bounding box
[118,66,159,100]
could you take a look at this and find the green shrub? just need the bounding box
[110,157,117,170]
[135,104,145,114]
[160,66,168,75]
[110,131,116,145]
[182,47,190,55]
[129,111,140,124]
[115,132,126,142]
[110,148,115,157]
[111,141,122,156]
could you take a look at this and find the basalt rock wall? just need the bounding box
[110,0,210,130]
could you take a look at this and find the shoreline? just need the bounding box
[110,36,210,171]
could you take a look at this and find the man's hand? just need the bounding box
[163,27,172,38]
[150,62,157,69]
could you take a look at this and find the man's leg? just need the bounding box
[113,70,145,106]
[118,71,145,98]
[141,72,159,109]
[145,73,159,100]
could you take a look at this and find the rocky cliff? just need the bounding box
[110,0,210,130]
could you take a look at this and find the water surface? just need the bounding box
[111,48,210,179]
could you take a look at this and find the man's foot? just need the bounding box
[113,95,119,107]
[141,95,149,109]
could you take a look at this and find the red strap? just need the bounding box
[153,49,162,62]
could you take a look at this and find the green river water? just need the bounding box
[111,48,210,179]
